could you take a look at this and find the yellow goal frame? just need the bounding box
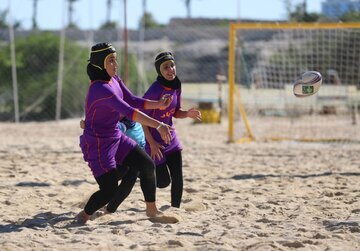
[227,22,360,143]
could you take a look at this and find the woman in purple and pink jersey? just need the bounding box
[76,43,173,224]
[141,52,202,208]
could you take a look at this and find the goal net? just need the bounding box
[228,22,360,143]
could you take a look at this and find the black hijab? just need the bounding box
[156,75,181,90]
[154,51,181,90]
[87,42,116,81]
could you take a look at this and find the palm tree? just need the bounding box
[184,0,191,18]
[0,9,21,29]
[0,10,8,29]
[100,0,117,29]
[67,0,79,28]
[283,0,292,20]
[106,0,112,23]
[183,0,202,18]
[31,0,39,29]
[289,1,319,22]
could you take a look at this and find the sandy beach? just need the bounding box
[0,118,359,250]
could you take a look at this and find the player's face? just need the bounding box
[160,60,176,81]
[105,53,118,77]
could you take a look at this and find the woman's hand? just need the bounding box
[187,108,202,121]
[80,119,85,129]
[149,141,164,161]
[158,94,173,109]
[157,122,173,145]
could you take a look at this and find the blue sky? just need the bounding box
[3,0,323,30]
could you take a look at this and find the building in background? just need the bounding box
[322,0,360,19]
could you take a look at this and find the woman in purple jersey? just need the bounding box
[76,43,173,224]
[142,52,202,208]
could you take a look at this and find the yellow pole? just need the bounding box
[227,23,236,142]
[235,86,254,141]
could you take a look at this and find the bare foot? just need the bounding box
[91,207,111,220]
[145,202,161,218]
[145,202,179,224]
[75,210,91,224]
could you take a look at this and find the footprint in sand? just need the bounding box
[184,187,198,193]
[183,202,207,212]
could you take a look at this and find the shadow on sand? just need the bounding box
[0,211,80,233]
[232,172,360,180]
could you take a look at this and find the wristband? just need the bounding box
[156,122,165,130]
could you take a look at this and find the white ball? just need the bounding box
[293,71,322,97]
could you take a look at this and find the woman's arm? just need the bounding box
[133,110,173,145]
[174,108,202,121]
[144,94,172,110]
[117,76,171,110]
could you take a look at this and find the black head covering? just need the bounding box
[154,51,175,76]
[87,42,116,81]
[154,51,181,90]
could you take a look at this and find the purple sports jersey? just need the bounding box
[79,75,146,177]
[142,81,182,165]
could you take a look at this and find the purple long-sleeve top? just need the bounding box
[141,80,182,165]
[79,75,147,177]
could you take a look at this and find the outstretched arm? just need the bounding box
[144,94,173,110]
[174,108,202,121]
[117,76,172,110]
[133,110,173,145]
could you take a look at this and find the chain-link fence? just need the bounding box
[0,18,230,122]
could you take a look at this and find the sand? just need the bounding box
[0,118,359,250]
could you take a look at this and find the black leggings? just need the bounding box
[156,151,183,208]
[84,145,156,215]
